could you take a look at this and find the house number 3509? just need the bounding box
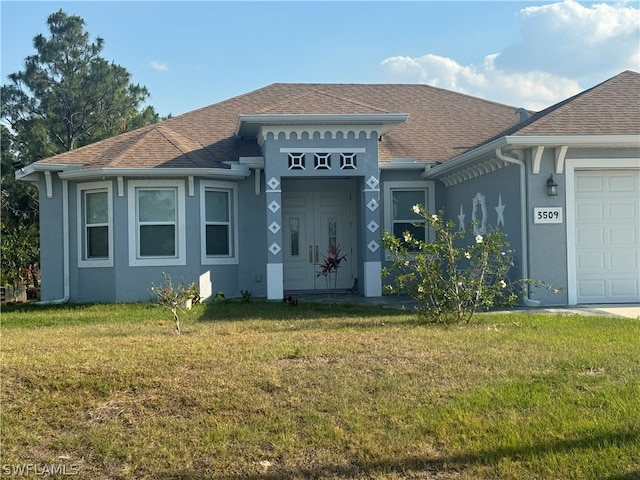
[533,207,563,224]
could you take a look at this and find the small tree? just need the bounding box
[150,273,198,335]
[382,206,518,324]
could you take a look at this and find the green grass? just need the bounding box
[1,300,639,479]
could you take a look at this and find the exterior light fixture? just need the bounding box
[547,174,558,196]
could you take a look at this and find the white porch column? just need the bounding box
[364,261,382,297]
[267,263,283,300]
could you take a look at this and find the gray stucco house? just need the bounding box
[17,70,640,305]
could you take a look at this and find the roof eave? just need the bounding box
[53,166,251,181]
[235,113,409,138]
[422,134,640,180]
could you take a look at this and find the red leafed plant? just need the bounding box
[316,243,347,300]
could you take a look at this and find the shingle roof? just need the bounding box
[38,71,639,170]
[39,82,524,169]
[500,70,640,138]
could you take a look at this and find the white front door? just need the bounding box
[574,170,640,303]
[283,190,354,291]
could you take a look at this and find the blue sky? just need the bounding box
[2,1,638,117]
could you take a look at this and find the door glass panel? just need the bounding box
[290,218,299,256]
[328,217,337,247]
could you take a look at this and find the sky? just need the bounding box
[1,0,639,118]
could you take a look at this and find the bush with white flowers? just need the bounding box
[382,206,518,324]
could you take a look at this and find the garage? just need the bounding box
[573,169,640,303]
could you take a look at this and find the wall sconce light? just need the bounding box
[547,174,558,196]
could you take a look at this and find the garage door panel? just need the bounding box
[578,280,606,297]
[576,176,603,192]
[574,169,640,303]
[608,226,637,245]
[608,201,636,220]
[577,226,605,244]
[576,202,604,220]
[610,279,639,297]
[608,175,636,192]
[577,252,605,270]
[609,251,638,271]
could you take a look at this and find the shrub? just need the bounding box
[382,206,518,324]
[150,272,198,334]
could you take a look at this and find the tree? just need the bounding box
[1,126,40,288]
[0,9,160,290]
[1,9,159,162]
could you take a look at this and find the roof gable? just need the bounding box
[510,70,640,137]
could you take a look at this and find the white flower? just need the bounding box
[498,280,507,289]
[475,235,483,244]
[412,205,421,214]
[464,252,471,259]
[417,285,425,293]
[403,233,411,242]
[431,214,438,221]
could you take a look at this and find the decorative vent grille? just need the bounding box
[314,153,331,170]
[288,153,305,170]
[340,153,356,169]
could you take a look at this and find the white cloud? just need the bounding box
[149,60,169,72]
[380,0,639,111]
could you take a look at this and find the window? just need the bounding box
[384,181,435,252]
[78,181,113,267]
[201,180,238,265]
[392,190,426,245]
[128,180,186,266]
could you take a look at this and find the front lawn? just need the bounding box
[1,301,638,479]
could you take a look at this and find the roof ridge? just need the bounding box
[106,125,164,167]
[307,87,392,114]
[155,125,210,167]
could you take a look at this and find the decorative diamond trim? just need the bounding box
[366,176,379,190]
[367,198,379,212]
[268,221,281,234]
[367,221,379,233]
[268,200,281,213]
[269,243,282,256]
[267,177,280,190]
[367,240,380,253]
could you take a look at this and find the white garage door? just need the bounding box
[574,170,640,303]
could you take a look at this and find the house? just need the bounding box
[16,70,640,305]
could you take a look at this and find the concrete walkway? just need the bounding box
[291,292,640,319]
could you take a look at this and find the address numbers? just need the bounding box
[533,207,563,224]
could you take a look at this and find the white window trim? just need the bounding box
[383,181,435,259]
[77,181,114,268]
[200,180,239,265]
[128,179,186,267]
